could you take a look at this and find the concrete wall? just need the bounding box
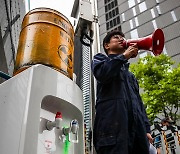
[0,0,26,82]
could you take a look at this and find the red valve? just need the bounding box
[55,112,62,119]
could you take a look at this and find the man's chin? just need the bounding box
[118,48,125,53]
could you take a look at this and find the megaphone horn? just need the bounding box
[123,29,165,56]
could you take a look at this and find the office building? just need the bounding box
[97,0,180,64]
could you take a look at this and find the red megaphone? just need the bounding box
[123,29,165,56]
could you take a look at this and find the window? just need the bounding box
[156,6,162,15]
[109,11,112,18]
[130,29,139,38]
[105,7,118,21]
[105,6,108,12]
[108,3,111,10]
[135,17,139,26]
[139,2,147,13]
[155,0,160,4]
[151,9,156,18]
[106,14,109,20]
[113,18,117,26]
[115,7,119,15]
[111,25,122,32]
[106,16,121,31]
[122,13,125,22]
[171,11,177,22]
[132,7,136,16]
[111,1,114,8]
[112,10,115,16]
[117,16,120,24]
[130,20,134,29]
[118,26,121,31]
[110,20,113,27]
[106,22,110,30]
[115,0,117,6]
[105,0,118,13]
[128,0,135,8]
[152,20,157,29]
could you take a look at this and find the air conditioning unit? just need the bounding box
[71,0,94,37]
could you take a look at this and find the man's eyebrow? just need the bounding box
[112,35,124,38]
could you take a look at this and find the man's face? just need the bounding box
[162,121,170,126]
[105,35,125,53]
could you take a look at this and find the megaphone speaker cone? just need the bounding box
[152,29,165,56]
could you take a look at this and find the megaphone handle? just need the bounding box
[124,42,139,59]
[128,42,138,48]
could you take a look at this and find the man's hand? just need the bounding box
[147,133,153,143]
[123,43,138,59]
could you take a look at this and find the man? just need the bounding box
[91,30,153,154]
[161,117,173,127]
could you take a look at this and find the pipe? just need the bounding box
[80,28,93,47]
[0,71,11,80]
[80,34,91,46]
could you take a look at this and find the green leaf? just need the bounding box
[130,54,180,123]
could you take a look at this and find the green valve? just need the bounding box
[63,134,70,154]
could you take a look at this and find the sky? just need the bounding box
[26,0,75,24]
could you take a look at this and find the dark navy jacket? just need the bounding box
[91,53,151,151]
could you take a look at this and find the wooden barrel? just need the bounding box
[14,8,74,79]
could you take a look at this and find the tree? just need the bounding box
[130,54,180,123]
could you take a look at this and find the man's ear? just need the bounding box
[104,43,110,51]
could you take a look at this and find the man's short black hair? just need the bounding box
[103,30,125,55]
[161,117,173,124]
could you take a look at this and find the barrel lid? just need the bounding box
[24,7,73,28]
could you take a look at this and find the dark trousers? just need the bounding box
[94,99,150,154]
[96,115,150,154]
[97,141,149,154]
